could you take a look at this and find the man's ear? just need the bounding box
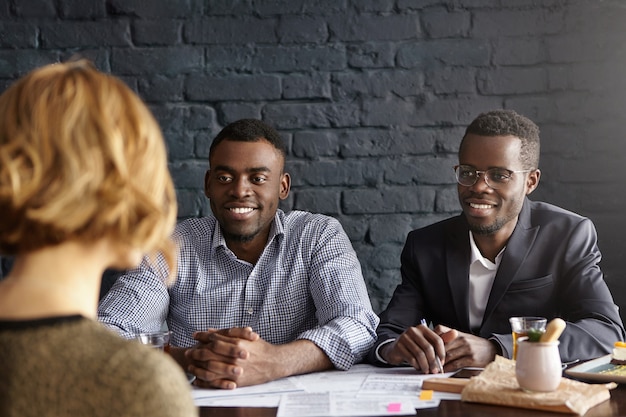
[279,172,291,200]
[204,170,211,198]
[525,169,541,195]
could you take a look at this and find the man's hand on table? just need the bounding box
[381,324,498,373]
[381,323,454,374]
[185,326,281,390]
[435,325,498,370]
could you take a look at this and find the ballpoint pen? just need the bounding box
[420,318,445,374]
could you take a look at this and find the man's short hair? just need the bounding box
[462,109,540,169]
[209,119,287,161]
[0,59,176,270]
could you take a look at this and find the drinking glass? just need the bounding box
[509,317,547,360]
[136,330,171,353]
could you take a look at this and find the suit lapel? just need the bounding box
[482,199,539,326]
[446,216,472,330]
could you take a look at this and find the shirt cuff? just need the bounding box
[374,339,396,364]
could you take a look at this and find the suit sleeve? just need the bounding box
[553,218,625,361]
[368,234,427,365]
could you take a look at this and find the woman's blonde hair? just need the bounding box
[0,59,177,277]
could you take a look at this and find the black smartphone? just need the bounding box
[450,367,483,378]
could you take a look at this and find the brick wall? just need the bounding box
[2,0,626,314]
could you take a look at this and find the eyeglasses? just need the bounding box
[454,165,533,189]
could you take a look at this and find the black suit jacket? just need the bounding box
[371,199,625,363]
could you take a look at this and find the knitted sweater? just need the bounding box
[0,315,197,417]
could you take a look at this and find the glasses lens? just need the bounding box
[455,165,477,186]
[485,168,512,187]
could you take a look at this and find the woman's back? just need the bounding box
[0,316,196,417]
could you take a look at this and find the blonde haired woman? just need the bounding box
[0,60,197,417]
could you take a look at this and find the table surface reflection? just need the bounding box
[199,383,626,417]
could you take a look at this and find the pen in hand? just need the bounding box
[420,318,445,374]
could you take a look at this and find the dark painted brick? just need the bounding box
[252,45,346,72]
[176,189,211,219]
[149,104,186,137]
[329,14,420,42]
[187,105,217,130]
[138,75,185,103]
[288,159,379,187]
[478,67,548,95]
[186,74,281,101]
[41,21,131,48]
[369,214,413,244]
[278,15,328,44]
[0,79,13,93]
[562,2,626,35]
[361,98,421,127]
[133,20,182,46]
[112,47,203,75]
[206,0,252,15]
[347,42,395,69]
[421,8,470,38]
[434,127,466,154]
[504,95,557,124]
[0,22,38,48]
[61,49,110,72]
[0,50,59,78]
[547,32,625,64]
[169,160,207,188]
[342,186,435,214]
[108,0,201,18]
[411,95,504,127]
[195,129,222,159]
[368,242,403,269]
[14,0,56,17]
[339,129,436,158]
[263,102,359,129]
[293,189,341,214]
[185,17,277,44]
[352,0,395,13]
[333,70,424,99]
[435,186,460,212]
[493,38,546,66]
[60,0,106,18]
[397,39,490,69]
[472,9,564,38]
[292,131,339,158]
[339,215,369,242]
[217,103,262,125]
[253,0,348,16]
[166,130,195,160]
[366,268,401,313]
[425,67,476,94]
[283,73,331,99]
[383,155,456,185]
[0,1,9,17]
[203,45,253,74]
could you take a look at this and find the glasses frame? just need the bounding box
[454,165,534,189]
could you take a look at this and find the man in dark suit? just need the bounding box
[370,109,625,374]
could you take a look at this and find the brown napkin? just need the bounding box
[461,356,615,415]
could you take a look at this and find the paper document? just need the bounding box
[192,363,461,410]
[276,392,416,417]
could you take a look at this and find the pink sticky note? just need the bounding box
[387,403,402,412]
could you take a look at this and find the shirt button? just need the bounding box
[247,308,254,315]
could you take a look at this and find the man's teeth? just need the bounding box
[230,207,254,214]
[470,203,492,209]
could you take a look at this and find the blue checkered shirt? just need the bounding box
[98,210,379,370]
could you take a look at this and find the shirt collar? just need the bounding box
[469,231,505,270]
